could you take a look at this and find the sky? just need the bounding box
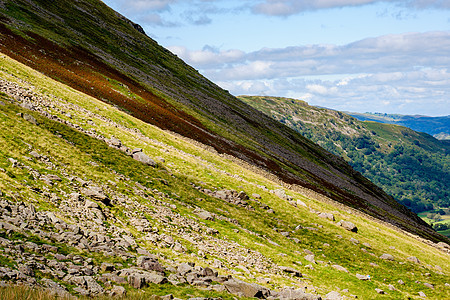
[101,0,450,116]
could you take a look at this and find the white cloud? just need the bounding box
[251,0,450,16]
[172,31,450,115]
[115,0,177,12]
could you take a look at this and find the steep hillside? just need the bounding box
[238,96,450,230]
[0,0,440,242]
[0,51,449,299]
[348,112,450,140]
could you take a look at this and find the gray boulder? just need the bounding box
[224,278,270,298]
[407,256,420,264]
[325,291,342,300]
[274,287,321,300]
[132,150,157,167]
[137,256,165,273]
[379,253,394,261]
[337,220,358,232]
[318,212,334,221]
[23,113,38,125]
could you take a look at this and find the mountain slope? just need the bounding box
[348,112,450,140]
[0,51,449,299]
[238,96,450,226]
[0,1,444,242]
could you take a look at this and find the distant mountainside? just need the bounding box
[239,96,450,219]
[348,112,450,140]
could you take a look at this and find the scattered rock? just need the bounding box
[388,284,396,291]
[398,280,405,285]
[279,266,302,277]
[337,220,358,233]
[318,212,334,221]
[275,287,321,300]
[407,256,420,264]
[418,291,426,297]
[305,255,316,264]
[223,278,270,298]
[23,113,38,125]
[296,199,307,207]
[331,265,348,273]
[375,288,385,294]
[110,285,126,296]
[423,282,434,289]
[132,150,157,167]
[194,209,215,221]
[325,291,343,300]
[379,254,394,261]
[137,256,165,273]
[356,274,370,280]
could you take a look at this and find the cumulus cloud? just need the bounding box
[172,31,450,115]
[252,0,450,16]
[113,0,177,12]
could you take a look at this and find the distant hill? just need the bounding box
[239,96,450,221]
[348,112,450,140]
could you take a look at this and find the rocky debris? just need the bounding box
[436,242,449,251]
[82,186,110,205]
[418,291,426,297]
[223,278,270,298]
[137,256,165,273]
[375,288,385,294]
[379,254,394,261]
[337,220,358,233]
[398,279,405,285]
[119,268,168,288]
[202,188,254,208]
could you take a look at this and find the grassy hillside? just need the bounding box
[239,96,450,234]
[348,112,450,140]
[0,51,449,299]
[0,0,441,242]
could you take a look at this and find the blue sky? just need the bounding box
[102,0,450,116]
